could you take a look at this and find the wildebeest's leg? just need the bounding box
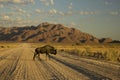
[33,52,37,60]
[38,53,41,60]
[46,53,50,60]
[46,53,49,60]
[46,53,47,60]
[48,53,50,60]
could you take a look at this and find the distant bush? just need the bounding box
[0,46,5,48]
[0,46,10,48]
[117,55,120,62]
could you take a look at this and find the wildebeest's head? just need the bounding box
[52,49,57,55]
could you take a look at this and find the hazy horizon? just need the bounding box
[0,0,120,40]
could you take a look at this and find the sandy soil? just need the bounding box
[0,43,119,80]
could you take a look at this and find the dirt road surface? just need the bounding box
[0,43,120,80]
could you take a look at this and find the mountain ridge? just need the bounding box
[0,22,118,43]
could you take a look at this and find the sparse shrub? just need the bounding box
[75,43,80,45]
[116,53,120,62]
[105,50,119,61]
[102,52,107,59]
[71,49,79,56]
[80,51,86,56]
[88,52,94,57]
[117,55,120,62]
[59,49,64,52]
[95,52,103,59]
[0,46,5,48]
[72,44,75,46]
[85,47,91,53]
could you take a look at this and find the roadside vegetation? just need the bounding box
[59,43,120,63]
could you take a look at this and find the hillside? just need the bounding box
[0,22,113,43]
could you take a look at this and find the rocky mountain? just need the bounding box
[0,22,115,43]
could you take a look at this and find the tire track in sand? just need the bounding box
[0,48,23,80]
[50,55,112,80]
[35,60,67,80]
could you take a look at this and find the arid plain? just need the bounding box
[0,43,120,80]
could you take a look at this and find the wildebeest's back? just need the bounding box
[35,45,55,54]
[41,45,55,53]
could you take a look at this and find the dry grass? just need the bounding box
[60,44,120,62]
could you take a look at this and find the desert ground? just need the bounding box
[0,43,120,80]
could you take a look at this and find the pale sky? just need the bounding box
[0,0,120,40]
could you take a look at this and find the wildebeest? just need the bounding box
[33,45,57,60]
